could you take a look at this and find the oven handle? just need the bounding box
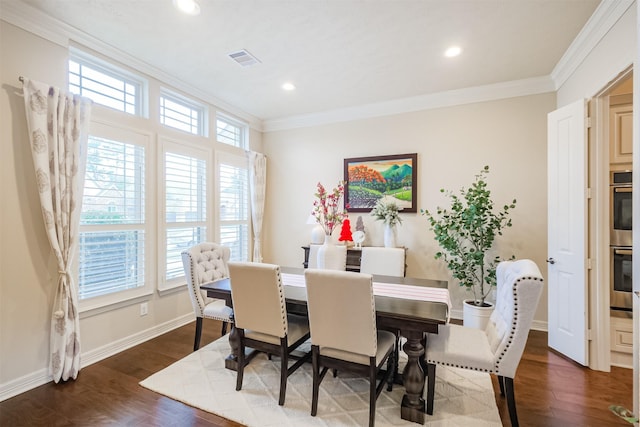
[613,187,632,193]
[613,248,633,256]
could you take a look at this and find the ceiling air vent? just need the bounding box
[228,49,261,67]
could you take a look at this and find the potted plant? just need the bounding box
[422,166,516,329]
[370,199,402,247]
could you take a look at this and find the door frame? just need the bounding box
[590,65,634,372]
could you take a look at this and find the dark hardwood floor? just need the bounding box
[0,319,633,426]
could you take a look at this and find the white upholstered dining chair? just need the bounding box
[360,246,405,277]
[425,259,544,427]
[181,242,234,351]
[304,269,396,427]
[228,262,311,406]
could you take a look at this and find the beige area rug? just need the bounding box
[140,336,502,426]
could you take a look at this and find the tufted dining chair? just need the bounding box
[424,259,543,427]
[181,242,234,351]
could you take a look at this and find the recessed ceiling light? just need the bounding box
[444,46,462,58]
[282,82,296,91]
[173,0,200,15]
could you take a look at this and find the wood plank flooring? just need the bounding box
[0,319,633,426]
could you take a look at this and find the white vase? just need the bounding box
[462,299,495,330]
[383,224,397,248]
[316,234,343,270]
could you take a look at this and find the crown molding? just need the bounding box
[262,76,555,132]
[0,1,263,132]
[550,0,635,90]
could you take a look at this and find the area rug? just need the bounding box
[140,336,502,426]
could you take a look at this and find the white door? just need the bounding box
[547,99,588,366]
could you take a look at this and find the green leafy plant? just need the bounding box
[422,166,516,306]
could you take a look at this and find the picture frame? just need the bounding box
[344,153,417,213]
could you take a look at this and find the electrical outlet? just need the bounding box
[140,302,148,316]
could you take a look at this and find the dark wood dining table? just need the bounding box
[200,267,449,424]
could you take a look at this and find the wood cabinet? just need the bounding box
[609,98,633,166]
[610,315,632,369]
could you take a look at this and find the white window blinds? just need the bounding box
[218,160,249,261]
[164,151,208,281]
[79,136,146,299]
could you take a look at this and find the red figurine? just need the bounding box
[338,218,353,243]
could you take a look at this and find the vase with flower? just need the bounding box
[311,181,349,270]
[371,199,402,248]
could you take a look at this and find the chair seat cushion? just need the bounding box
[426,324,495,373]
[320,330,395,365]
[202,299,233,321]
[245,313,310,346]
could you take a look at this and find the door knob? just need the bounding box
[546,258,555,265]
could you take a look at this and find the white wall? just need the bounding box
[0,21,262,399]
[262,93,554,323]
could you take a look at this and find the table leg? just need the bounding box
[400,330,425,424]
[225,316,239,371]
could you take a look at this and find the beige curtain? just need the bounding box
[248,152,266,262]
[22,78,92,382]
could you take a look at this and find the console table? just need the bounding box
[302,245,406,275]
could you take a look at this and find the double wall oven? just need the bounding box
[610,171,632,317]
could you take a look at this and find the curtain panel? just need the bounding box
[248,152,266,262]
[22,78,92,382]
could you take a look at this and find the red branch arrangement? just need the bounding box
[312,181,349,236]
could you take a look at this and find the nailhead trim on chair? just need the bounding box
[275,266,288,336]
[426,274,544,375]
[183,244,233,322]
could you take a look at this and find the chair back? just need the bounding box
[485,259,544,378]
[304,269,377,357]
[360,247,405,277]
[181,242,230,317]
[228,262,288,338]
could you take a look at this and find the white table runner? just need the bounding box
[281,272,451,322]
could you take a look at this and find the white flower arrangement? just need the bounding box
[371,199,403,226]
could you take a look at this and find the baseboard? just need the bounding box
[0,313,193,402]
[450,309,548,332]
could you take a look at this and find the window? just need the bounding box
[160,90,206,136]
[79,134,146,301]
[218,154,250,262]
[162,144,209,288]
[216,115,247,148]
[69,50,146,116]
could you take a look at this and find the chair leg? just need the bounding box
[497,375,505,396]
[426,363,436,415]
[311,345,320,416]
[236,331,245,392]
[504,377,519,427]
[278,338,288,406]
[388,332,400,391]
[194,317,203,351]
[369,358,377,427]
[386,343,396,392]
[221,321,228,336]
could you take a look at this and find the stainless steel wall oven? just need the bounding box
[609,171,632,317]
[610,171,632,247]
[610,246,632,317]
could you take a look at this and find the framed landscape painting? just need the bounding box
[344,153,417,213]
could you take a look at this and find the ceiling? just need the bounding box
[9,0,601,123]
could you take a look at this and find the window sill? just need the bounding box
[79,289,153,319]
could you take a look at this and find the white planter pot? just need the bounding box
[462,299,494,330]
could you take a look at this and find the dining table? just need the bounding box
[200,266,450,425]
